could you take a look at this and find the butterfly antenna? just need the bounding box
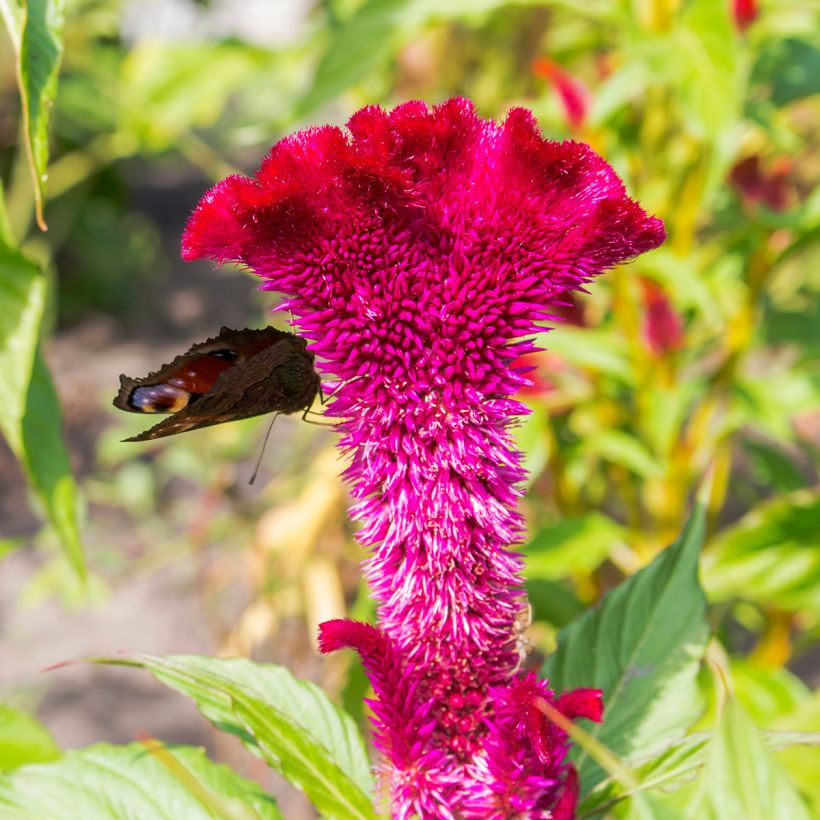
[249,414,279,486]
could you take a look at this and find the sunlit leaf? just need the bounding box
[543,506,709,794]
[669,0,743,139]
[0,244,44,456]
[538,327,632,380]
[300,0,552,115]
[94,655,375,819]
[731,660,811,728]
[525,513,627,579]
[0,743,281,819]
[689,700,812,819]
[582,430,663,478]
[0,706,61,771]
[702,489,820,615]
[15,0,65,230]
[772,690,820,808]
[580,730,820,816]
[0,242,84,578]
[515,403,550,486]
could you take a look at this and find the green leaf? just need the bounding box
[0,242,84,578]
[18,0,65,230]
[0,706,60,771]
[527,578,585,628]
[689,700,812,819]
[0,244,44,456]
[515,404,550,487]
[0,743,281,819]
[22,349,85,578]
[582,430,664,479]
[526,513,627,579]
[120,41,276,155]
[299,0,545,116]
[538,327,633,380]
[94,655,375,819]
[542,506,710,794]
[731,660,811,728]
[752,37,820,107]
[702,489,820,615]
[580,730,820,817]
[742,438,806,492]
[771,690,820,808]
[667,0,743,140]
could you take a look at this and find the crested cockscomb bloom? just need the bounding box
[183,98,664,816]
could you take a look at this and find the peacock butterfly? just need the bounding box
[113,326,321,442]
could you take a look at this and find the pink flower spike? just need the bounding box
[184,98,663,816]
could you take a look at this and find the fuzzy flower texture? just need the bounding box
[183,98,664,818]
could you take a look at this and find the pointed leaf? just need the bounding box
[0,743,281,819]
[542,506,710,794]
[93,654,375,819]
[689,701,812,819]
[15,0,65,230]
[702,489,820,615]
[0,242,84,578]
[0,706,60,771]
[580,730,820,816]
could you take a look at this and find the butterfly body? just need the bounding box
[114,326,320,441]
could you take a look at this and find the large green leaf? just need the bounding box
[0,706,61,771]
[0,743,281,819]
[702,489,820,616]
[542,506,710,794]
[12,0,65,230]
[0,242,84,577]
[94,654,375,820]
[688,701,812,819]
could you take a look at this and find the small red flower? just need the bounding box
[729,155,793,213]
[641,278,684,357]
[533,58,591,130]
[732,0,759,32]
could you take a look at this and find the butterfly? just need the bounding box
[113,326,322,442]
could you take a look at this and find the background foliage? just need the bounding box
[1,0,818,816]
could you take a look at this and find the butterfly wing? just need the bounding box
[113,326,295,413]
[123,337,319,441]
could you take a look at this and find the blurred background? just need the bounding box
[1,0,818,814]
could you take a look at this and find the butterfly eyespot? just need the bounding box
[210,349,240,361]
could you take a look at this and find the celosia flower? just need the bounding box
[640,278,684,357]
[732,0,759,32]
[729,155,793,213]
[183,98,664,816]
[532,58,591,131]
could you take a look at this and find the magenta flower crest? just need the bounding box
[183,98,664,816]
